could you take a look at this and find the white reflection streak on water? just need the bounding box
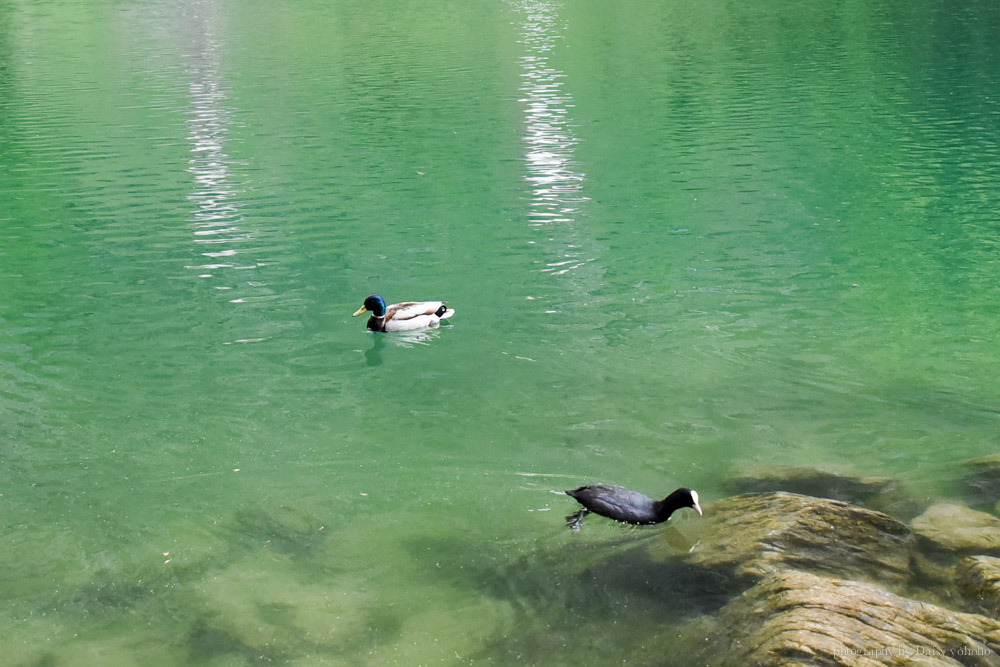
[183,1,250,282]
[518,0,590,276]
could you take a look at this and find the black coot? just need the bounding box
[564,484,702,532]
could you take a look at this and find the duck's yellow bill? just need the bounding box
[352,306,368,317]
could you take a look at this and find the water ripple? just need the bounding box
[182,1,258,296]
[517,0,591,277]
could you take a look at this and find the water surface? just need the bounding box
[2,0,1000,663]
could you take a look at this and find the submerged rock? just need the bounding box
[717,569,1000,667]
[911,503,1000,586]
[678,492,913,586]
[229,502,328,557]
[964,455,1000,510]
[958,556,1000,619]
[912,503,1000,555]
[726,466,917,518]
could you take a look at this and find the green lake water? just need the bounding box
[2,0,1000,663]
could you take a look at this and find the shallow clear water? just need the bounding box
[2,0,1000,663]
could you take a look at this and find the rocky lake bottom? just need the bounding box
[13,458,1000,666]
[486,458,1000,666]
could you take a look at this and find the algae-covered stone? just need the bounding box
[726,466,917,518]
[912,503,1000,554]
[682,492,913,586]
[964,454,1000,510]
[188,552,372,661]
[958,556,1000,619]
[717,569,1000,667]
[229,502,328,557]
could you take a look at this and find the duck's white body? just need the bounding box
[380,301,455,332]
[353,296,455,332]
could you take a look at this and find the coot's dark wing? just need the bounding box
[566,485,658,523]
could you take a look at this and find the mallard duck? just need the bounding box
[352,294,455,332]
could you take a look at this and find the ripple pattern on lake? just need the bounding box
[517,0,595,280]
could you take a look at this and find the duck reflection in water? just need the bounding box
[364,333,385,366]
[364,328,444,366]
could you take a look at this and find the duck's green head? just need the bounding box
[353,294,387,318]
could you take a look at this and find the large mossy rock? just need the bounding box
[676,492,914,586]
[717,569,1000,666]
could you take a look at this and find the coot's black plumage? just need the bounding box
[564,485,702,532]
